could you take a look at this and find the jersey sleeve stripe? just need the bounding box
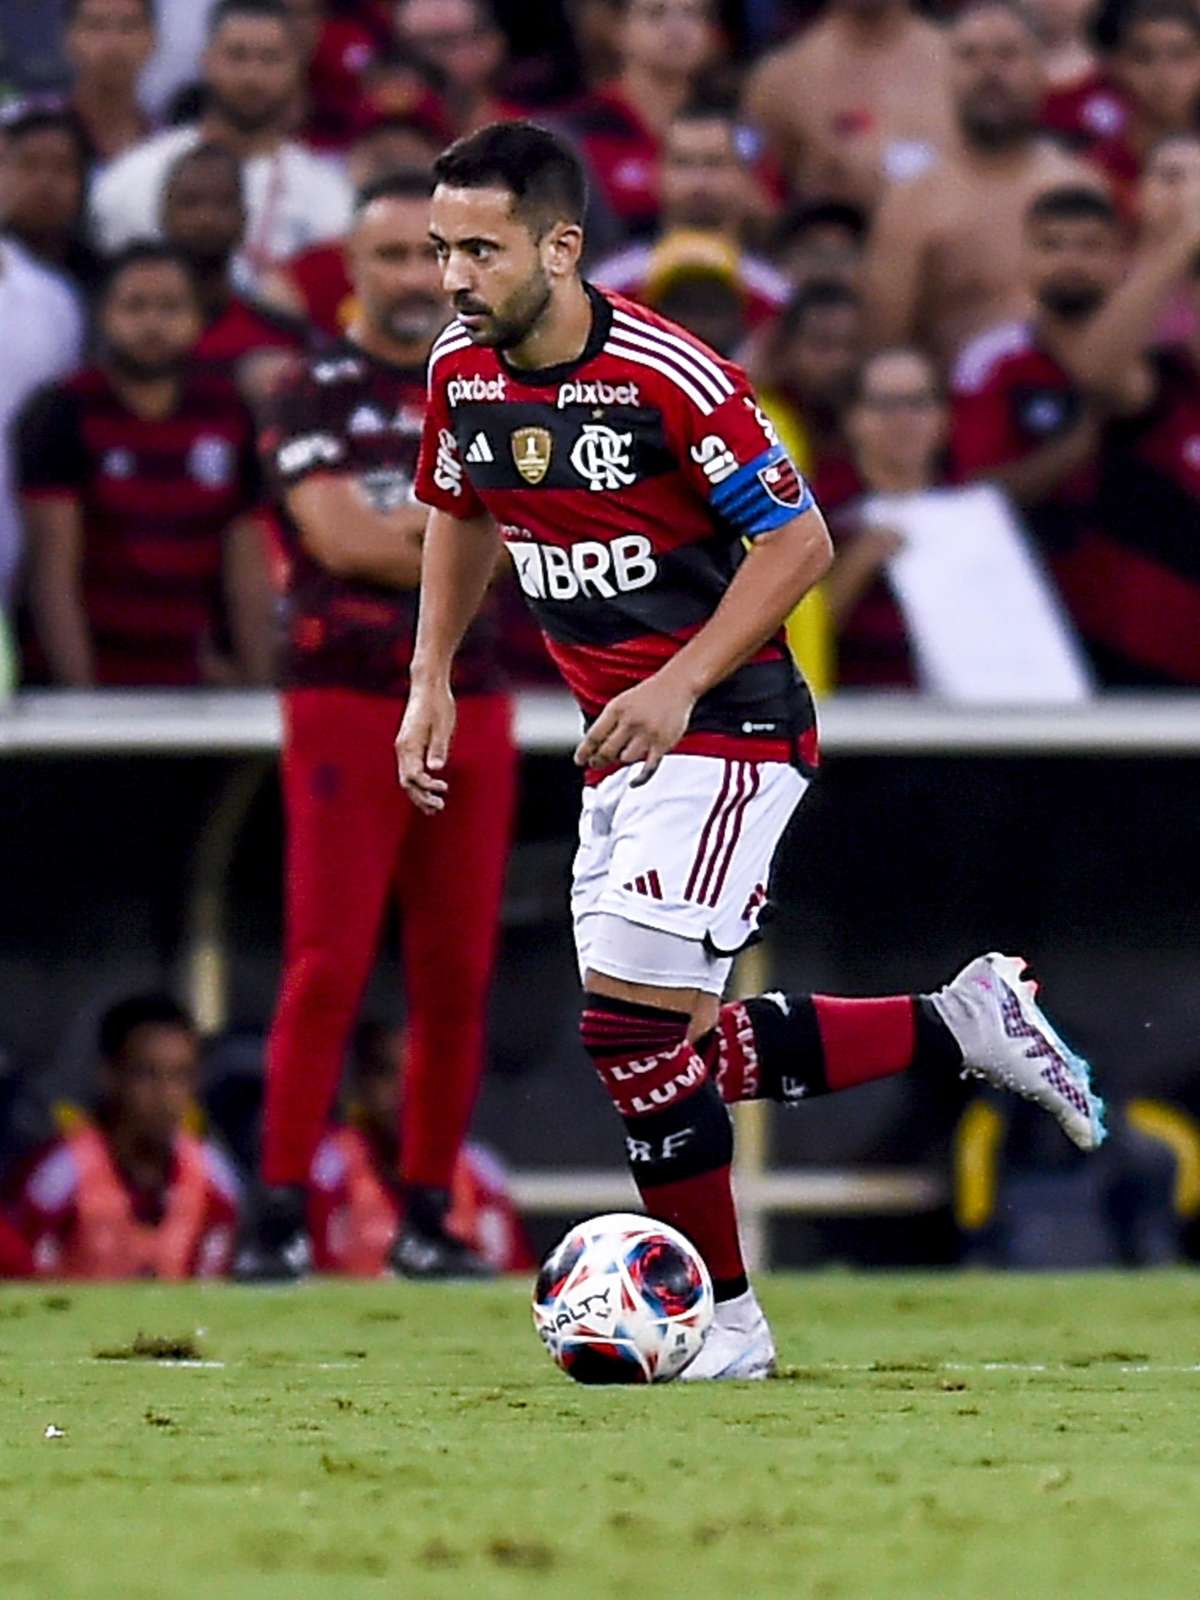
[612,309,736,401]
[604,338,715,415]
[605,326,727,409]
[429,318,468,354]
[427,334,473,375]
[609,316,730,407]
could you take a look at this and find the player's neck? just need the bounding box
[347,318,431,373]
[501,278,594,373]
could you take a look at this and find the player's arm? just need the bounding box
[862,182,930,348]
[576,505,831,781]
[23,495,95,687]
[397,507,502,813]
[220,514,277,686]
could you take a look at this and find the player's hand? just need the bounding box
[396,681,456,814]
[573,675,695,786]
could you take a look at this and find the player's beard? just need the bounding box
[106,343,187,384]
[377,292,445,347]
[209,87,290,137]
[959,85,1036,150]
[454,264,553,350]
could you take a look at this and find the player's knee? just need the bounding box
[286,946,362,1018]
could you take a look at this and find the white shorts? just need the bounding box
[572,753,808,996]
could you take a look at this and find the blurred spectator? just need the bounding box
[91,0,352,286]
[63,0,155,168]
[0,232,84,611]
[758,282,863,479]
[743,0,954,209]
[17,241,272,687]
[257,110,442,336]
[564,0,624,91]
[563,0,717,240]
[591,95,791,329]
[952,181,1200,685]
[1148,133,1200,358]
[865,0,1097,365]
[773,200,867,294]
[0,101,102,297]
[1035,0,1122,147]
[1082,0,1200,198]
[160,142,302,396]
[278,0,387,153]
[138,0,220,118]
[639,230,751,354]
[308,1021,534,1275]
[825,347,1090,698]
[395,0,517,136]
[6,994,239,1280]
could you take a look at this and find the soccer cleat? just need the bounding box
[232,1183,311,1283]
[389,1226,496,1281]
[929,952,1107,1152]
[679,1292,776,1381]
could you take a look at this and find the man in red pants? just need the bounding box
[237,167,515,1280]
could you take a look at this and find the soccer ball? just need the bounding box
[532,1212,713,1384]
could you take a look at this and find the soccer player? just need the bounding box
[236,168,515,1281]
[400,122,1107,1379]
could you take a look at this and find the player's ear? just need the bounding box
[542,222,584,281]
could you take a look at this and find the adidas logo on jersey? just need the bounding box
[465,432,494,463]
[506,533,657,601]
[621,871,663,900]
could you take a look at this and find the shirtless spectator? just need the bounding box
[591,96,790,330]
[1080,1,1200,198]
[17,242,272,688]
[8,995,239,1281]
[743,0,955,210]
[63,0,155,168]
[0,103,101,298]
[258,112,442,337]
[91,0,352,287]
[774,201,867,295]
[864,0,1098,365]
[952,181,1200,684]
[395,0,517,137]
[161,143,302,397]
[308,1022,533,1276]
[564,0,717,240]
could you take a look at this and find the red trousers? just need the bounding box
[262,689,516,1190]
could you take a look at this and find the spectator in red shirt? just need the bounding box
[309,1021,534,1275]
[17,242,273,687]
[161,141,303,397]
[564,0,718,240]
[395,0,517,137]
[8,995,240,1281]
[281,0,384,152]
[256,112,443,337]
[1034,0,1119,148]
[1081,1,1200,196]
[952,180,1200,683]
[63,0,155,168]
[591,95,791,328]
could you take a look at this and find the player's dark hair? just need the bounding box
[208,0,291,39]
[98,239,200,301]
[354,166,436,214]
[777,280,862,340]
[774,199,868,252]
[432,120,588,236]
[0,99,89,164]
[1116,0,1200,43]
[65,0,156,22]
[1027,184,1119,228]
[99,993,195,1063]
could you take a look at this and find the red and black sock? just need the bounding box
[697,993,962,1106]
[580,994,747,1302]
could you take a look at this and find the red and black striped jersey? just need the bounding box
[414,286,818,765]
[17,366,259,687]
[259,340,501,698]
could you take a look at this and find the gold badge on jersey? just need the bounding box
[511,426,553,485]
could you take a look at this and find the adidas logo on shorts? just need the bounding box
[465,432,494,463]
[622,871,663,900]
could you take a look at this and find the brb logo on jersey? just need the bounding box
[570,425,636,492]
[506,532,657,601]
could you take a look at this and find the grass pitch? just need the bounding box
[1,1272,1197,1600]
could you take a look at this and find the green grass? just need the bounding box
[1,1273,1198,1600]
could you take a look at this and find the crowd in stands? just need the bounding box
[0,0,1197,694]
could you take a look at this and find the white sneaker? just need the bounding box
[680,1290,776,1381]
[930,952,1106,1152]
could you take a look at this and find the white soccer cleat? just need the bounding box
[679,1291,776,1381]
[930,952,1107,1152]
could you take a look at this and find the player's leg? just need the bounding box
[240,689,405,1279]
[698,962,1105,1152]
[390,692,517,1277]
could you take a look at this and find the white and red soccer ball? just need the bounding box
[533,1213,714,1384]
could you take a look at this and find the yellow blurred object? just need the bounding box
[1127,1099,1200,1218]
[759,388,834,697]
[953,1098,1006,1232]
[642,229,744,307]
